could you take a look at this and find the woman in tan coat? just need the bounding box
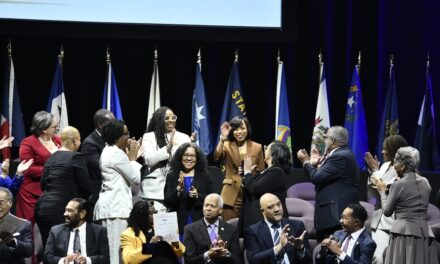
[214,116,264,221]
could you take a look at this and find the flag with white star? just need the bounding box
[192,63,213,155]
[344,64,368,169]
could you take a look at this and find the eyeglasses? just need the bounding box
[165,115,177,121]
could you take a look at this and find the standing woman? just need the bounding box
[214,116,265,221]
[17,111,61,223]
[94,119,142,264]
[140,106,191,213]
[375,147,438,264]
[164,143,213,236]
[364,134,408,264]
[240,140,291,234]
[35,126,92,248]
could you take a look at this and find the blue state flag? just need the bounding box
[414,61,440,171]
[192,62,213,155]
[376,60,399,162]
[102,59,123,119]
[275,59,292,152]
[47,52,68,132]
[218,60,246,141]
[344,64,368,169]
[0,48,25,158]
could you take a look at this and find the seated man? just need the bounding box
[44,198,110,264]
[244,193,312,264]
[184,193,241,264]
[317,203,376,264]
[0,187,33,264]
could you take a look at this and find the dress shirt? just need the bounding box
[338,227,365,261]
[264,219,290,264]
[203,218,220,263]
[58,222,91,264]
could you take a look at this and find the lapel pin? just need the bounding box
[221,227,224,231]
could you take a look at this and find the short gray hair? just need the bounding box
[394,146,419,172]
[328,126,349,146]
[30,111,54,136]
[205,193,224,209]
[0,187,13,203]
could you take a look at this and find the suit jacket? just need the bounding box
[44,223,109,264]
[81,130,106,205]
[244,218,312,264]
[164,169,215,233]
[316,229,376,264]
[94,145,142,220]
[121,227,185,264]
[303,147,360,231]
[213,140,265,207]
[0,216,33,264]
[240,166,288,235]
[183,218,242,264]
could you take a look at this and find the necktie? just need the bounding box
[341,234,352,253]
[272,224,285,264]
[73,229,81,254]
[209,224,217,242]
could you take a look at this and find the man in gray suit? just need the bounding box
[184,193,241,264]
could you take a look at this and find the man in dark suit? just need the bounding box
[297,126,360,240]
[0,187,33,264]
[80,109,115,208]
[244,193,312,264]
[184,193,241,264]
[44,198,109,264]
[317,203,376,264]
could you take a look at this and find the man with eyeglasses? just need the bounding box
[317,203,376,264]
[297,126,360,241]
[0,187,33,264]
[244,193,311,264]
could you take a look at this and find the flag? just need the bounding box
[147,49,160,125]
[218,54,246,141]
[344,64,369,169]
[311,59,331,155]
[275,58,292,152]
[192,55,213,155]
[102,52,123,119]
[376,59,399,161]
[46,50,68,132]
[0,45,25,158]
[414,60,440,170]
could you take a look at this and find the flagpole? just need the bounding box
[106,48,111,111]
[275,48,282,138]
[7,41,13,137]
[357,51,361,73]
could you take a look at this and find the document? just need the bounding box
[153,212,179,242]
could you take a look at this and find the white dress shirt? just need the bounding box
[58,222,91,264]
[264,219,290,264]
[338,227,365,261]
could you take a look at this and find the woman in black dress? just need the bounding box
[239,140,292,236]
[35,126,92,247]
[164,143,213,236]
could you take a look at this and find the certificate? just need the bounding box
[153,212,179,242]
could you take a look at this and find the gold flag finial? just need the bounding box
[357,51,362,66]
[234,49,239,63]
[277,48,281,63]
[318,50,323,64]
[106,47,111,64]
[154,45,158,63]
[197,47,202,64]
[59,45,64,60]
[7,39,12,57]
[427,52,430,68]
[390,54,394,65]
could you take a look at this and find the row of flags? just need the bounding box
[1,44,439,170]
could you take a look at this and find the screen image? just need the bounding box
[0,0,281,28]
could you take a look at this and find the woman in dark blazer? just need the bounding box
[164,143,213,236]
[239,140,292,236]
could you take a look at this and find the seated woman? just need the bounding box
[121,200,185,264]
[164,143,214,237]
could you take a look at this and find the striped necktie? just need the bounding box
[271,223,285,264]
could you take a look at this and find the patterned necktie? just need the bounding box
[341,234,352,253]
[271,223,285,264]
[73,229,81,254]
[209,224,217,242]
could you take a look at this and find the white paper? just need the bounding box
[153,212,179,242]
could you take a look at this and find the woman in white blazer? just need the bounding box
[94,119,142,264]
[140,106,191,213]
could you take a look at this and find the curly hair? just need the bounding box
[169,143,208,175]
[101,119,125,146]
[146,106,172,148]
[269,140,292,173]
[127,200,152,237]
[227,116,252,142]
